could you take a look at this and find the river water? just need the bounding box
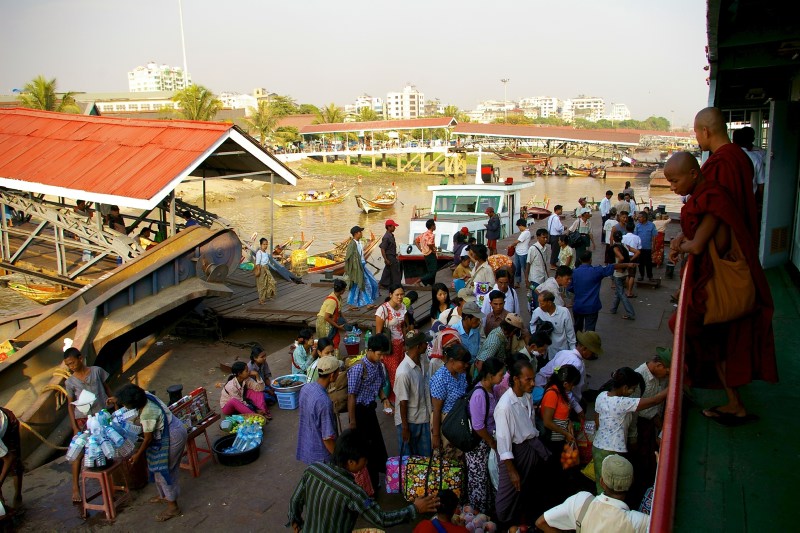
[215,159,682,256]
[0,158,682,314]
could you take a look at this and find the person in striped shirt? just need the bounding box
[288,429,439,533]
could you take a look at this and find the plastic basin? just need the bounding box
[212,434,261,467]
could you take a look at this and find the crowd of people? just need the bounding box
[0,107,778,531]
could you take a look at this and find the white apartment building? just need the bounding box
[354,94,384,115]
[606,103,632,122]
[519,96,561,118]
[218,92,258,112]
[128,62,191,92]
[385,84,424,119]
[88,91,179,114]
[569,96,606,122]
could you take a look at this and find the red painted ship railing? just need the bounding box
[650,254,693,532]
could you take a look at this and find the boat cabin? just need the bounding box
[404,181,534,252]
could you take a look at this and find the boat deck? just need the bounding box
[204,265,442,331]
[673,266,800,531]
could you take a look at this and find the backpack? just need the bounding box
[441,387,490,452]
[327,359,386,414]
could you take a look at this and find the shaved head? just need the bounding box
[694,107,730,151]
[664,152,702,195]
[665,151,700,175]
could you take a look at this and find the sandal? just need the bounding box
[156,508,182,522]
[148,496,166,504]
[622,315,635,320]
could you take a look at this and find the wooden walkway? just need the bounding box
[205,266,445,331]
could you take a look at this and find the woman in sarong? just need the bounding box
[666,152,777,425]
[344,226,378,310]
[254,238,276,304]
[118,384,188,522]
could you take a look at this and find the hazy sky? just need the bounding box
[1,0,709,126]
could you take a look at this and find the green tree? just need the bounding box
[313,103,345,124]
[298,103,320,115]
[244,100,280,145]
[357,106,378,122]
[493,115,533,125]
[173,84,222,121]
[442,105,460,117]
[17,75,79,113]
[273,126,300,145]
[268,94,298,116]
[532,116,568,126]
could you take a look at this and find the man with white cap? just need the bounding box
[535,454,649,532]
[0,407,24,512]
[454,300,484,361]
[296,356,341,464]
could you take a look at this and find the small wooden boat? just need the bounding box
[355,188,397,214]
[604,165,658,178]
[268,187,353,208]
[306,231,379,275]
[493,151,549,164]
[564,166,594,177]
[522,165,535,176]
[649,168,670,188]
[522,196,552,220]
[273,234,315,265]
[6,282,75,305]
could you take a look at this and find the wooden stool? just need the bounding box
[180,413,220,477]
[81,459,131,520]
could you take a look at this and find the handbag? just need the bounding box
[507,244,516,257]
[532,317,555,337]
[386,442,426,494]
[353,465,374,496]
[567,231,584,248]
[703,233,755,325]
[441,387,489,452]
[402,452,463,501]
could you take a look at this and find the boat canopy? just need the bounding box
[434,194,500,214]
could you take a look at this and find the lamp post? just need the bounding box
[501,78,510,123]
[178,0,189,87]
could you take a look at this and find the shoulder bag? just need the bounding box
[703,233,756,324]
[441,387,489,453]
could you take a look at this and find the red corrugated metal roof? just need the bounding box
[300,117,456,135]
[452,123,642,145]
[0,108,297,209]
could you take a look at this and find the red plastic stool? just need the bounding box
[81,459,131,520]
[180,413,220,477]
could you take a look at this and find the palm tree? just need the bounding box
[313,103,345,124]
[17,75,79,113]
[173,84,222,121]
[357,107,378,122]
[244,100,280,145]
[442,105,460,118]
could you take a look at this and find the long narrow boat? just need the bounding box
[493,151,549,164]
[306,231,379,275]
[6,282,75,305]
[355,188,397,214]
[268,187,353,208]
[564,166,594,177]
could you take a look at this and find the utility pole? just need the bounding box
[178,0,189,87]
[501,78,510,123]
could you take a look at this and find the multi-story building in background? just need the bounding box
[519,96,562,118]
[423,98,444,116]
[127,62,191,92]
[606,103,632,122]
[218,92,258,113]
[569,95,605,121]
[385,84,424,119]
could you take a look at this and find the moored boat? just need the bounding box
[268,187,352,207]
[355,188,397,214]
[493,151,549,164]
[306,231,379,275]
[649,168,670,188]
[604,165,658,178]
[6,282,75,305]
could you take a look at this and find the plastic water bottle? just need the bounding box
[100,437,115,460]
[66,431,88,462]
[105,425,124,447]
[364,330,371,346]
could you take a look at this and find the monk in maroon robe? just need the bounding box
[666,152,777,425]
[693,107,759,239]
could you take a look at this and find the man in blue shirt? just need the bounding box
[568,251,635,332]
[454,300,484,360]
[296,357,341,464]
[634,212,658,282]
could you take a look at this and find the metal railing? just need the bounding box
[650,254,694,532]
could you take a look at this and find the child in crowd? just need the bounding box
[404,290,419,328]
[453,255,472,281]
[247,343,276,414]
[291,328,315,374]
[413,489,469,533]
[592,367,667,494]
[306,337,336,382]
[557,234,576,269]
[64,346,114,504]
[220,361,268,416]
